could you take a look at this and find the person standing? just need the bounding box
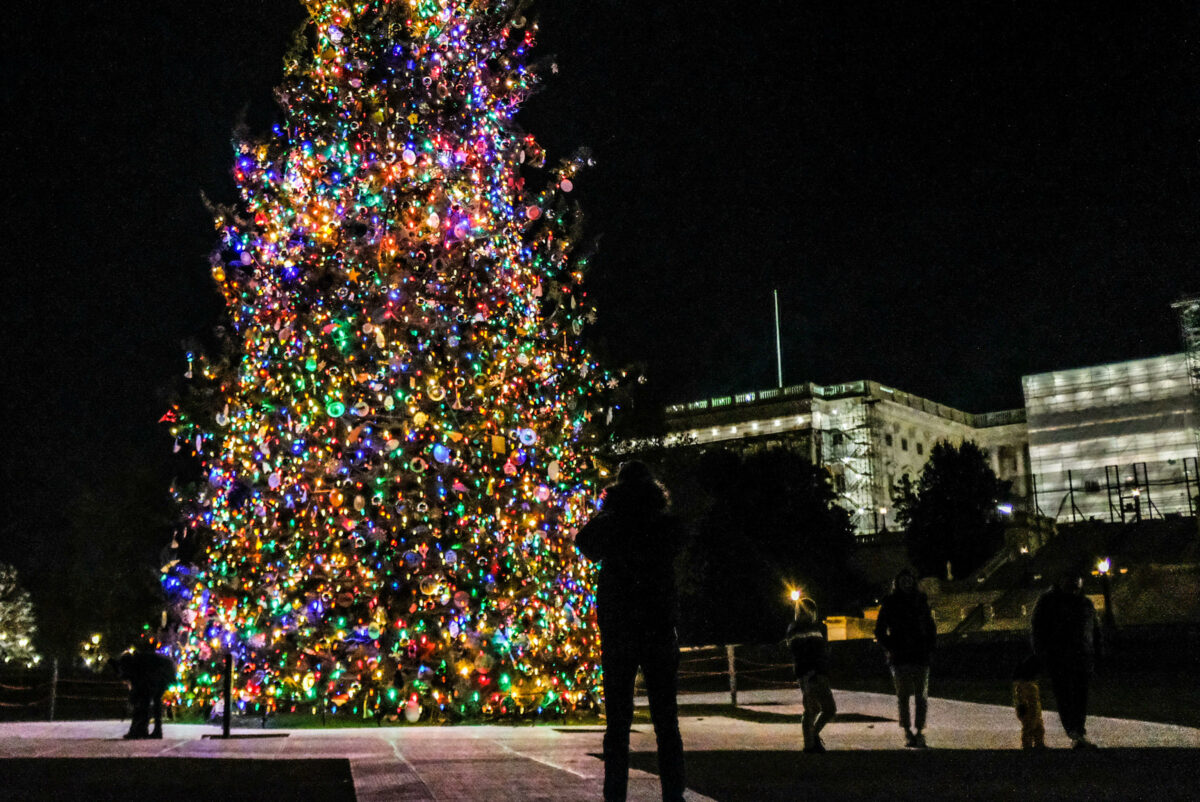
[116,646,177,739]
[873,568,937,748]
[576,460,685,802]
[786,597,837,753]
[1031,572,1101,749]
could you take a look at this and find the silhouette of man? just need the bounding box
[1032,572,1101,749]
[576,460,685,802]
[116,646,177,739]
[874,567,937,748]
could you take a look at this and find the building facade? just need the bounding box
[663,381,1030,536]
[663,352,1199,536]
[1022,353,1199,523]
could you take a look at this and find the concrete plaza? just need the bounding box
[1,688,1198,800]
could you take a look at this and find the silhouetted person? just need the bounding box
[1032,572,1101,749]
[786,597,836,752]
[116,647,177,739]
[874,567,936,748]
[576,460,685,802]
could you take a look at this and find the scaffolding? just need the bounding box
[1174,295,1200,460]
[814,397,881,535]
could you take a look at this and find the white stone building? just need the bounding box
[1022,353,1199,522]
[663,381,1030,536]
[662,353,1199,536]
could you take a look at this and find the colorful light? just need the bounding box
[162,0,612,721]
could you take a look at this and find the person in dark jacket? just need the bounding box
[115,646,177,739]
[874,567,937,748]
[786,597,836,752]
[576,460,685,802]
[1031,572,1101,749]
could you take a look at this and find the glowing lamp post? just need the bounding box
[789,588,802,618]
[1097,558,1116,631]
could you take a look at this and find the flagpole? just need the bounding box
[774,289,783,388]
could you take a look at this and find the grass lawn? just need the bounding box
[0,758,355,802]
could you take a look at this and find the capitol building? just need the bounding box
[663,352,1198,536]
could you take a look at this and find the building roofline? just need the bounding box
[666,380,1025,429]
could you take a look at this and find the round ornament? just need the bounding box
[404,698,421,722]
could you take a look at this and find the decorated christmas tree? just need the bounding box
[0,564,40,667]
[163,0,613,721]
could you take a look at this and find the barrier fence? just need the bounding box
[0,661,128,721]
[4,647,800,719]
[635,644,797,706]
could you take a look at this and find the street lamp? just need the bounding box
[789,588,802,618]
[1096,558,1116,631]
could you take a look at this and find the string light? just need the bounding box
[162,0,612,721]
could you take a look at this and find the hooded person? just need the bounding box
[874,567,937,748]
[575,460,685,802]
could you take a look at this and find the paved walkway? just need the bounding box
[1,689,1197,801]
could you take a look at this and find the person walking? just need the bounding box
[1031,572,1101,749]
[785,597,837,753]
[576,460,686,802]
[874,567,937,748]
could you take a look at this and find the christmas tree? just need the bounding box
[163,0,612,721]
[0,564,40,667]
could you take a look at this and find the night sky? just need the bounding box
[3,2,1198,563]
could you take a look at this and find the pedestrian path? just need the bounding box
[1,688,1196,801]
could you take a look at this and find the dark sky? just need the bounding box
[3,1,1198,546]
